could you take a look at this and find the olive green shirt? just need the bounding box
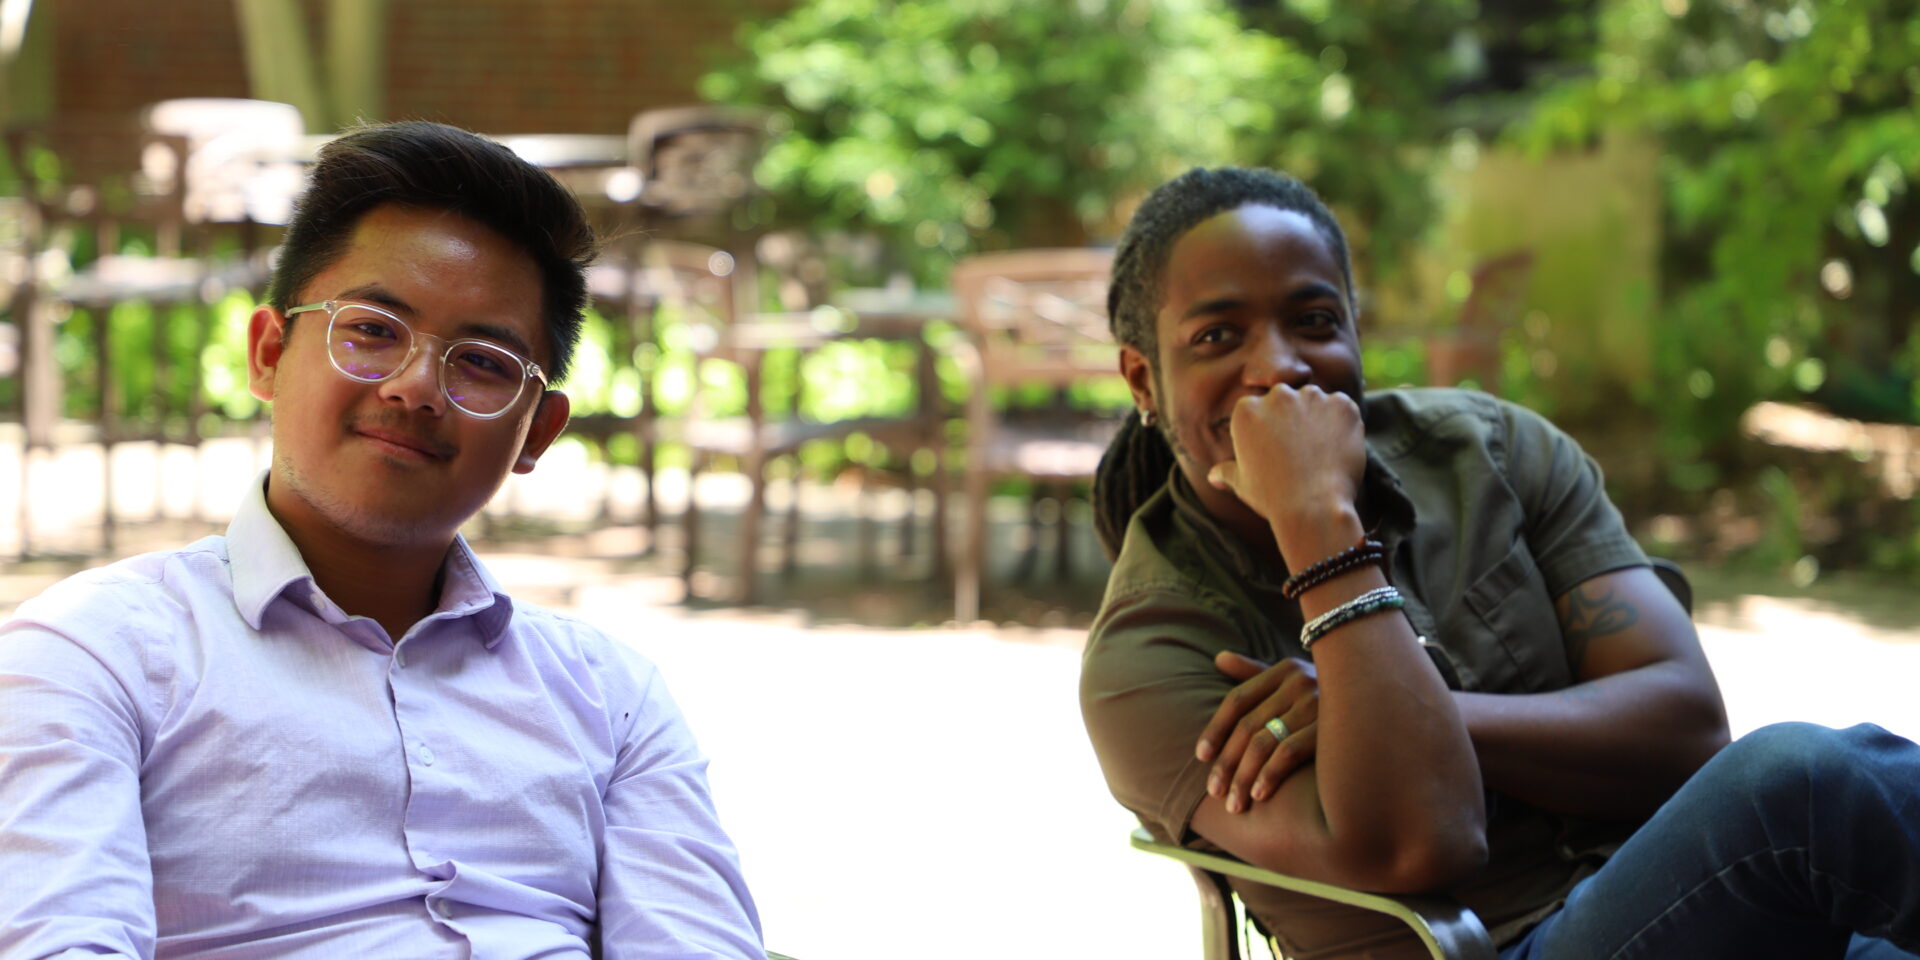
[1080,388,1649,959]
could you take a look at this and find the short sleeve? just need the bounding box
[1497,399,1647,600]
[594,642,763,960]
[1079,588,1248,847]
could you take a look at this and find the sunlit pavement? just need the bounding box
[572,595,1191,960]
[540,579,1917,960]
[3,435,1917,960]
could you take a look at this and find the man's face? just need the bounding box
[1120,203,1364,531]
[246,203,570,549]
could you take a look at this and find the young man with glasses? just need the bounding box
[0,122,764,959]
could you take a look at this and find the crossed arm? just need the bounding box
[1179,388,1728,893]
[1193,564,1731,876]
[1186,506,1491,895]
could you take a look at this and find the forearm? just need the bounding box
[1275,508,1488,888]
[1456,662,1730,819]
[598,662,762,960]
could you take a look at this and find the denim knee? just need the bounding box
[1699,721,1893,804]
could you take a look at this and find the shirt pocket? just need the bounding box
[1459,536,1574,693]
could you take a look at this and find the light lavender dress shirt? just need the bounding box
[0,477,762,959]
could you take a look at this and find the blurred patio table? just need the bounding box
[281,131,625,166]
[830,287,956,334]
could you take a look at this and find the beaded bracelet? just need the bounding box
[1300,586,1406,650]
[1282,537,1388,599]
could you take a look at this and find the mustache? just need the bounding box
[347,414,457,459]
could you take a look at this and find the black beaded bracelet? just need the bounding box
[1282,537,1388,599]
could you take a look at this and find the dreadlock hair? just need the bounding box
[1093,167,1355,561]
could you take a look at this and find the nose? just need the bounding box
[1243,324,1312,391]
[376,334,449,416]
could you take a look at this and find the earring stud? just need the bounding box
[1139,408,1157,427]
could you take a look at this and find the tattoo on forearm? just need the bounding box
[1564,585,1639,646]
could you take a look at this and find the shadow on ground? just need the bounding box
[460,504,1113,636]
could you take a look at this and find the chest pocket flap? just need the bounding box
[1460,536,1574,693]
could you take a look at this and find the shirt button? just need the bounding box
[419,744,436,766]
[437,901,453,919]
[395,648,408,667]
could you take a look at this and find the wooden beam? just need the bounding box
[325,0,387,129]
[231,0,327,132]
[0,0,53,126]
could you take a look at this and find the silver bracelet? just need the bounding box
[1300,586,1405,650]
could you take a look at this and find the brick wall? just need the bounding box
[50,0,785,135]
[52,0,253,116]
[384,0,786,134]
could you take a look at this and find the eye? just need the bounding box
[1293,310,1341,334]
[347,320,400,340]
[1191,324,1236,347]
[453,346,514,379]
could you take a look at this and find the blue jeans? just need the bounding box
[1501,723,1920,960]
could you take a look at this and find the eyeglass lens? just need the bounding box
[327,304,526,416]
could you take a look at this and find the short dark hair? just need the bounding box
[1093,167,1356,559]
[266,120,596,384]
[1105,166,1354,367]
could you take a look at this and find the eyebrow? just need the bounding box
[1179,280,1346,322]
[332,284,541,360]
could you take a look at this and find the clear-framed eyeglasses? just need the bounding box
[284,299,549,419]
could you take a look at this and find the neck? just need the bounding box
[263,480,453,642]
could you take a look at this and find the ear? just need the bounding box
[246,305,288,402]
[512,390,572,475]
[1119,344,1156,416]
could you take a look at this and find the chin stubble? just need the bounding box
[274,447,439,548]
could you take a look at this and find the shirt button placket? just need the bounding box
[390,647,440,885]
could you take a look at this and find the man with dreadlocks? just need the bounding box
[1079,166,1920,959]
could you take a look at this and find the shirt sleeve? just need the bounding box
[0,620,157,960]
[1498,399,1647,600]
[594,643,762,960]
[1079,587,1248,849]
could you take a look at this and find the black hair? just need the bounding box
[266,120,596,384]
[1093,167,1354,560]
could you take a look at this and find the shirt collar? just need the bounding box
[437,533,517,648]
[228,472,321,630]
[227,471,517,645]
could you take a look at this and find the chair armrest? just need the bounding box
[1129,828,1498,960]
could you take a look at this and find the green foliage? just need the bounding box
[202,292,261,421]
[702,0,1398,281]
[1235,0,1514,281]
[1362,337,1428,391]
[1519,0,1920,448]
